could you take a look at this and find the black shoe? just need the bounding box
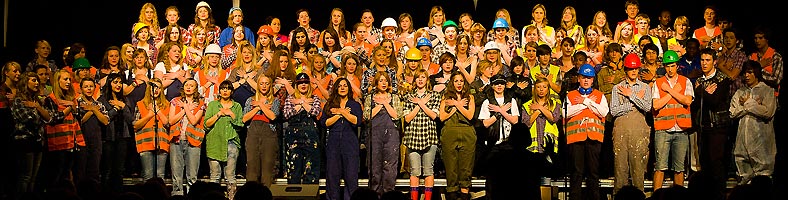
[459,192,471,200]
[445,192,458,200]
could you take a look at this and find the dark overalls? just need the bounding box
[284,110,320,184]
[367,108,400,195]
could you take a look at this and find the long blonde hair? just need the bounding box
[143,78,169,109]
[137,3,160,32]
[531,77,554,109]
[52,69,75,101]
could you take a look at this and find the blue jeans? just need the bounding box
[170,141,201,195]
[140,151,168,181]
[15,152,42,194]
[654,130,689,172]
[209,142,239,185]
[408,145,438,177]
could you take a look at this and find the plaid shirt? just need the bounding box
[361,67,398,94]
[402,90,441,150]
[719,48,748,95]
[283,95,321,119]
[74,96,109,125]
[289,26,321,46]
[184,24,221,45]
[11,97,60,146]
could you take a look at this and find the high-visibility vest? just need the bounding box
[693,26,721,47]
[565,90,605,144]
[169,97,205,147]
[45,93,85,151]
[135,101,170,153]
[523,98,560,153]
[196,67,228,98]
[653,76,693,131]
[751,47,780,96]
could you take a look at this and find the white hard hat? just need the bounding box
[195,1,211,12]
[483,41,500,52]
[381,18,398,28]
[204,44,222,55]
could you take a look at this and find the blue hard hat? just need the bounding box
[492,18,509,29]
[578,64,596,77]
[416,37,432,48]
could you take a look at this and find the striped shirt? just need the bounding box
[610,79,652,117]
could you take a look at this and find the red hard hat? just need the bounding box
[624,53,642,69]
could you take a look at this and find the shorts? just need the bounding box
[407,145,438,177]
[654,130,689,172]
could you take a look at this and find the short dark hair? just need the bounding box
[700,48,718,60]
[741,60,763,81]
[536,44,551,57]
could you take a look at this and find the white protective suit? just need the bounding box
[729,81,777,184]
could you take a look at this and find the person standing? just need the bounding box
[651,50,694,191]
[204,80,244,199]
[610,54,652,194]
[564,64,609,200]
[98,73,134,193]
[73,78,109,186]
[750,26,783,97]
[241,74,280,187]
[730,61,777,185]
[44,70,86,190]
[282,73,322,184]
[692,48,732,197]
[439,71,475,200]
[167,79,205,196]
[401,69,440,200]
[363,71,403,196]
[11,72,54,198]
[322,78,363,200]
[132,78,170,181]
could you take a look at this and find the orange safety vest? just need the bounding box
[751,47,780,96]
[565,90,605,144]
[135,101,170,153]
[653,76,693,131]
[169,97,206,147]
[196,67,228,98]
[45,94,85,151]
[693,27,721,47]
[427,63,441,76]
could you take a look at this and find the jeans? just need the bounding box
[140,151,168,181]
[170,141,201,196]
[101,139,128,193]
[654,130,689,172]
[209,142,239,199]
[209,142,239,184]
[15,152,42,194]
[408,145,437,177]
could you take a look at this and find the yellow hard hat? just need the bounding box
[405,47,422,60]
[132,23,149,36]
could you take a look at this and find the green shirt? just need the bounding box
[204,100,243,161]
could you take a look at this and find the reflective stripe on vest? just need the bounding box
[45,94,85,151]
[565,90,605,144]
[136,102,170,153]
[653,76,693,131]
[169,97,205,147]
[523,99,560,153]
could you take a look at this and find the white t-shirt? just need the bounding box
[154,62,186,96]
[478,97,520,145]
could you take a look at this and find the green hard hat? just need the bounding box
[442,20,458,32]
[662,50,679,64]
[73,58,91,70]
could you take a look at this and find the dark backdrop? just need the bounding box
[2,0,785,195]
